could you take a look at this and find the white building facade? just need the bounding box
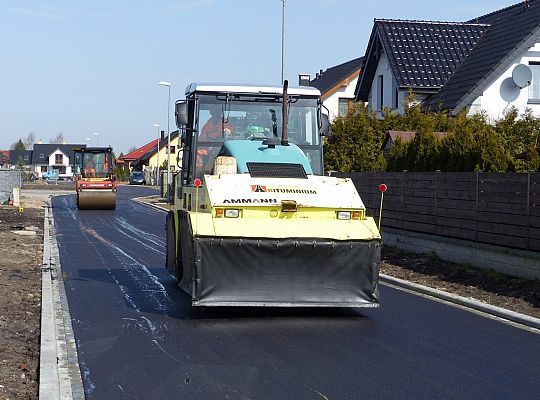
[468,41,540,120]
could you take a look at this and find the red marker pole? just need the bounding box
[378,183,387,231]
[194,178,202,232]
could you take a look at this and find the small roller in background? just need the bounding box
[73,147,117,210]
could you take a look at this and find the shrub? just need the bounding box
[324,98,539,173]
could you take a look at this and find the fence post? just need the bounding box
[401,170,406,230]
[527,171,531,251]
[475,170,480,242]
[434,170,439,235]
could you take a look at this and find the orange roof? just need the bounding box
[119,139,158,162]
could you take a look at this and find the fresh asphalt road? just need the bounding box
[52,186,540,400]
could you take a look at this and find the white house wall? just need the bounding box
[469,40,540,120]
[47,149,73,178]
[323,75,359,121]
[366,53,396,112]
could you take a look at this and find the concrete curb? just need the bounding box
[380,274,540,331]
[132,196,169,213]
[39,205,60,398]
[39,199,85,399]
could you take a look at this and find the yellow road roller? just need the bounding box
[165,81,381,307]
[74,147,117,210]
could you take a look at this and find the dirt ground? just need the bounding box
[382,247,540,319]
[0,201,43,400]
[0,189,539,399]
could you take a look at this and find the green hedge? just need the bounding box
[323,102,540,173]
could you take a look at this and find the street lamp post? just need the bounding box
[158,81,171,202]
[153,123,160,187]
[92,132,100,147]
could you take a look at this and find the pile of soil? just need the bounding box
[0,206,43,400]
[382,246,540,319]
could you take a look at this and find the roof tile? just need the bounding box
[310,57,364,95]
[425,0,540,111]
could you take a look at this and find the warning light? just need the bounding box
[379,183,387,193]
[194,178,202,187]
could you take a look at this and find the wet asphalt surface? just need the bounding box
[52,186,540,399]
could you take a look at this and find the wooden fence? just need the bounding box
[333,172,540,252]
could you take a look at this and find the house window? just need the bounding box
[55,154,63,164]
[338,98,350,117]
[393,88,399,109]
[24,155,29,161]
[41,166,47,172]
[39,153,44,159]
[169,146,175,154]
[529,62,540,103]
[377,75,384,109]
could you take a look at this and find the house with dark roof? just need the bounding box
[31,144,86,179]
[308,57,364,120]
[9,150,33,167]
[355,0,540,119]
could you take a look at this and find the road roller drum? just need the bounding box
[77,191,116,210]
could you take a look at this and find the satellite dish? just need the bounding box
[512,64,532,89]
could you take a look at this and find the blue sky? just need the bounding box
[1,0,517,154]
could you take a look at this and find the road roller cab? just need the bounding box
[165,82,381,307]
[74,147,117,210]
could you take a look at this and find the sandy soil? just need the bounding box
[0,203,43,400]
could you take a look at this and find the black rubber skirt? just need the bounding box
[177,213,381,307]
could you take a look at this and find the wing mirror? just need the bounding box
[175,101,188,128]
[320,113,330,136]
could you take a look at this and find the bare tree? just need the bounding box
[23,131,35,149]
[49,132,65,144]
[127,146,137,154]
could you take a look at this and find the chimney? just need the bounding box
[298,73,311,86]
[161,130,165,140]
